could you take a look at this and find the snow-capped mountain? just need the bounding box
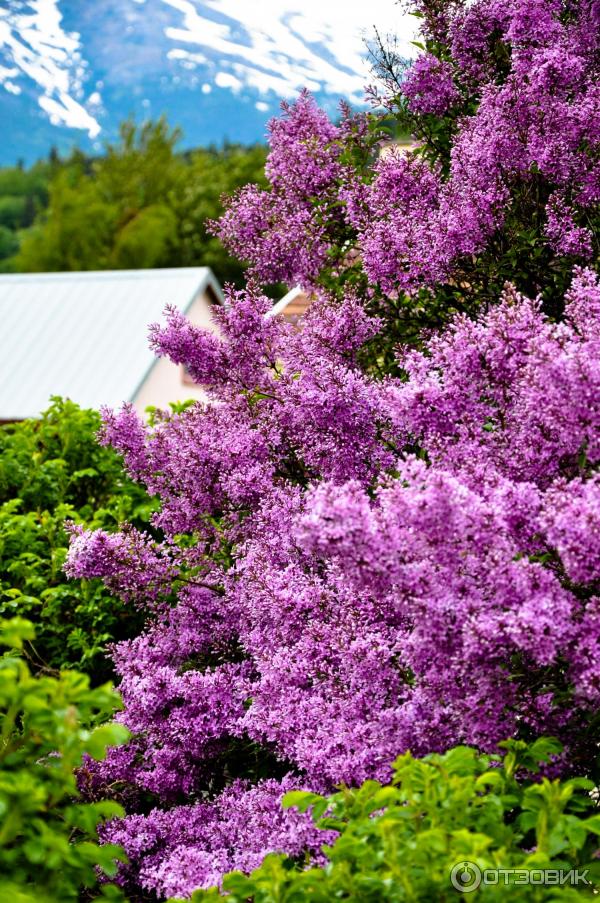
[0,0,415,165]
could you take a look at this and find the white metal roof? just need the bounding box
[0,267,222,420]
[267,285,306,318]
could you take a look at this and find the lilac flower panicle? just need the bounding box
[402,54,460,115]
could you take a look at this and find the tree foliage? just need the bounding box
[0,398,153,681]
[13,121,266,283]
[0,160,51,272]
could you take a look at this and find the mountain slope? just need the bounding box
[0,0,414,164]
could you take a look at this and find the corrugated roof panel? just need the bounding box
[0,268,216,420]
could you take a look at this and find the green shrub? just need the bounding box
[0,617,129,902]
[180,740,600,901]
[0,398,154,680]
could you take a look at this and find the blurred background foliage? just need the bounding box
[0,118,267,284]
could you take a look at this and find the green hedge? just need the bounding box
[0,398,154,681]
[0,617,129,902]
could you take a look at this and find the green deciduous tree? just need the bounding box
[0,161,50,270]
[15,120,266,282]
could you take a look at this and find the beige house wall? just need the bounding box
[378,139,415,160]
[132,286,219,416]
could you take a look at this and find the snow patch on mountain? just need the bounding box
[160,0,413,101]
[0,0,416,160]
[0,0,100,136]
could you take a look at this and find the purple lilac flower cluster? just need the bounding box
[216,0,599,296]
[68,267,600,898]
[402,54,460,115]
[216,90,343,288]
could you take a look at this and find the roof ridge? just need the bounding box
[0,267,210,283]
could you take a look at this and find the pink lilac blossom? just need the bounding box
[217,0,599,297]
[343,151,447,293]
[102,776,333,900]
[564,265,600,337]
[214,91,343,288]
[389,275,600,484]
[70,269,600,897]
[65,524,177,606]
[545,194,594,259]
[542,477,600,586]
[402,54,460,115]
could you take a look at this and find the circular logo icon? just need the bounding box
[450,861,482,893]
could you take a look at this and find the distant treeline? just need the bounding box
[0,119,267,284]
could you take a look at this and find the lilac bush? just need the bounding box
[66,2,600,897]
[68,271,600,898]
